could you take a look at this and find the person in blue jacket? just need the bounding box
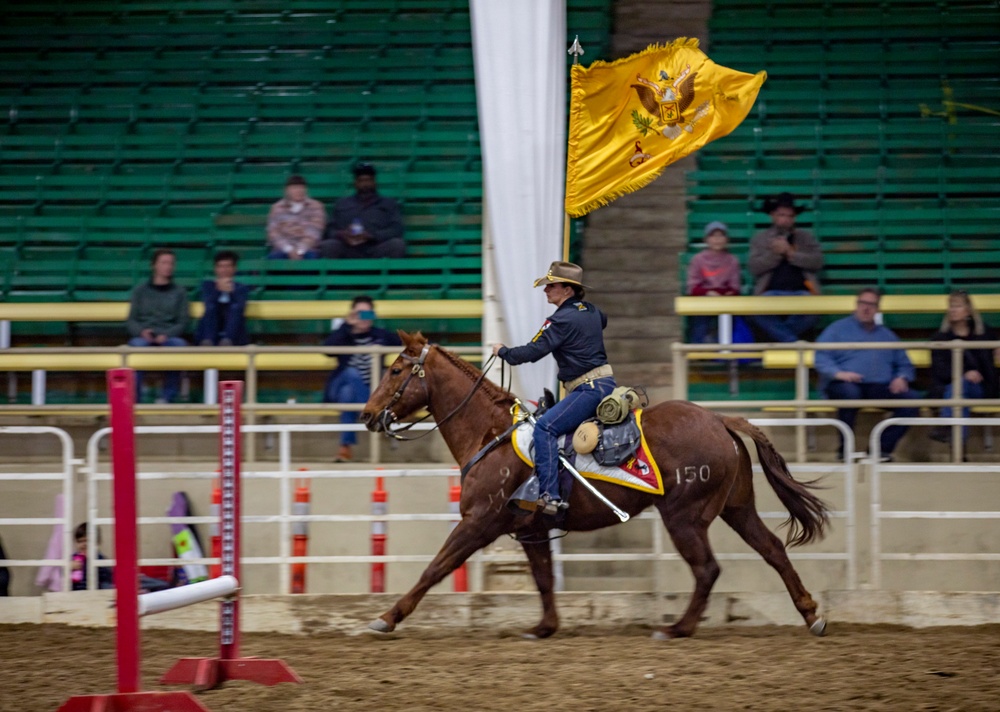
[493,261,616,514]
[196,251,250,346]
[323,295,402,461]
[814,287,919,461]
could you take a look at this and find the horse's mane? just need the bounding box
[433,344,516,408]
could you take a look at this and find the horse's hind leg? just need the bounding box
[654,509,720,639]
[369,514,507,633]
[520,538,558,639]
[720,501,826,636]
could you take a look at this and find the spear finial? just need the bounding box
[568,35,584,65]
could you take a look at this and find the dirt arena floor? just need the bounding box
[6,623,999,711]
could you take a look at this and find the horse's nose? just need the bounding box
[360,410,381,432]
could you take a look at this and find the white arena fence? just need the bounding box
[2,418,999,594]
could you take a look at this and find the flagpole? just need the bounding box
[564,35,585,262]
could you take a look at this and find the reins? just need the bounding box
[380,346,505,442]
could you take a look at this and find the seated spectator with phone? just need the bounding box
[322,295,402,461]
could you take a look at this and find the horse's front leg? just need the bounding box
[369,512,509,633]
[519,536,559,639]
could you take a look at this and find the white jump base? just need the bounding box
[6,590,999,632]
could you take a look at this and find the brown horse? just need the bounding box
[361,332,830,639]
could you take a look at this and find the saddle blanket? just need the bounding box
[511,409,664,494]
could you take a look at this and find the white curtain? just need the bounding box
[470,0,566,402]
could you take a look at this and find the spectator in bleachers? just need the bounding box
[748,192,824,342]
[126,249,188,403]
[71,523,114,591]
[267,175,326,260]
[686,220,742,343]
[322,295,402,462]
[814,287,919,461]
[196,250,250,346]
[319,162,405,259]
[929,290,999,444]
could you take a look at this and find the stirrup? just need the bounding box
[538,493,568,516]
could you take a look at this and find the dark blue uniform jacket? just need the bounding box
[498,299,609,383]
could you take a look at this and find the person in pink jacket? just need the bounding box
[686,221,742,343]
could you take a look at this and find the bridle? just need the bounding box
[374,343,502,441]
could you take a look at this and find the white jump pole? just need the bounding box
[139,575,239,618]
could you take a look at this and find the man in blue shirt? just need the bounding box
[814,287,919,460]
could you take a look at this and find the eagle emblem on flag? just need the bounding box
[565,38,766,217]
[630,64,710,140]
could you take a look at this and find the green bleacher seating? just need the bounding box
[683,0,1000,309]
[0,0,614,349]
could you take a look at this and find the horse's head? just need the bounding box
[361,330,432,433]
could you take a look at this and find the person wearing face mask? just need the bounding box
[318,162,406,259]
[322,295,402,462]
[266,174,326,259]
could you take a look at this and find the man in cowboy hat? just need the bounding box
[492,261,616,514]
[747,192,825,342]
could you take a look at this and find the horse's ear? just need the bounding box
[397,329,411,344]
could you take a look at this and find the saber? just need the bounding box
[524,411,630,522]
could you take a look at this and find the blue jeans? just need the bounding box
[689,316,716,344]
[128,336,187,403]
[942,379,984,442]
[323,367,369,446]
[128,336,187,402]
[534,377,616,499]
[750,289,818,342]
[825,380,921,456]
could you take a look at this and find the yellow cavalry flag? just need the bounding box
[565,37,766,217]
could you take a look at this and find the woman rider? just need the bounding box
[492,261,616,514]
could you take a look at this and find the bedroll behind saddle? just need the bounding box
[595,386,648,425]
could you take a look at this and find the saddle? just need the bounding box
[504,386,649,517]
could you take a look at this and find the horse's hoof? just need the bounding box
[368,618,393,634]
[651,630,671,641]
[521,633,539,641]
[809,617,827,637]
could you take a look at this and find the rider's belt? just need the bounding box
[562,364,613,393]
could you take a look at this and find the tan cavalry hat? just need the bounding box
[533,261,588,289]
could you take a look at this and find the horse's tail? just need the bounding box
[722,416,830,547]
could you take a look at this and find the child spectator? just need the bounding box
[196,250,251,346]
[686,221,741,343]
[71,523,114,591]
